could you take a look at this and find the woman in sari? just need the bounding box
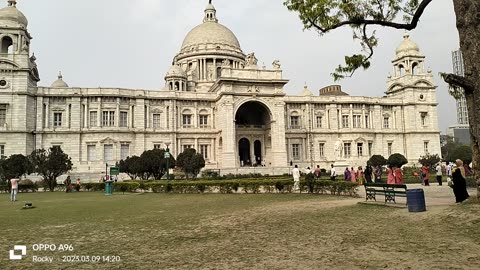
[394,166,404,184]
[386,165,395,184]
[451,159,470,203]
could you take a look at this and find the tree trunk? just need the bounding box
[453,0,480,198]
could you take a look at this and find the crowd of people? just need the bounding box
[292,159,472,203]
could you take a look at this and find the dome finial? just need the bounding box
[58,71,63,79]
[8,0,16,7]
[204,0,218,23]
[403,32,410,40]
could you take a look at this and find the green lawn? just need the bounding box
[1,192,479,270]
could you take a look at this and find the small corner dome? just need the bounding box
[300,85,313,96]
[0,1,28,27]
[165,65,186,78]
[396,33,420,57]
[51,72,69,88]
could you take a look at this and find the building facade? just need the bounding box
[0,1,441,178]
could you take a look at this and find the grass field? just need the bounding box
[1,192,480,270]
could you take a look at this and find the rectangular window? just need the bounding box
[0,105,6,126]
[365,115,369,129]
[120,144,129,160]
[183,144,193,151]
[383,117,390,129]
[120,112,128,127]
[357,143,363,157]
[200,144,208,159]
[344,143,351,158]
[102,111,115,127]
[152,113,161,128]
[290,116,300,129]
[316,116,322,128]
[53,112,62,127]
[89,111,97,127]
[319,143,325,158]
[0,144,5,159]
[182,115,192,127]
[424,141,429,154]
[104,144,113,161]
[388,143,393,156]
[342,115,349,128]
[368,142,373,157]
[353,115,362,128]
[153,144,162,150]
[199,115,209,127]
[292,144,300,160]
[87,145,96,161]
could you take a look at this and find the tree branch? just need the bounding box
[307,0,433,33]
[441,73,475,94]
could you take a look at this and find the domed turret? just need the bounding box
[165,65,187,91]
[395,33,420,57]
[300,85,313,96]
[51,72,69,88]
[0,0,28,28]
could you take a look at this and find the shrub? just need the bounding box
[368,155,387,167]
[387,153,408,168]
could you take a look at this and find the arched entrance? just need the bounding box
[254,140,262,165]
[238,138,250,166]
[235,101,271,167]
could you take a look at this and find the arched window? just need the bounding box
[216,67,222,78]
[399,65,405,76]
[169,82,173,90]
[1,36,13,54]
[412,62,419,75]
[174,81,180,91]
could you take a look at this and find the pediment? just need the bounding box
[99,137,118,144]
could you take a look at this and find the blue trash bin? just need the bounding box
[407,189,426,212]
[105,180,113,196]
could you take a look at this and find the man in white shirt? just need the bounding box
[292,165,300,191]
[446,162,452,178]
[10,178,19,202]
[330,164,336,181]
[436,163,443,186]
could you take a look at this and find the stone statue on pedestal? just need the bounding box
[334,138,343,160]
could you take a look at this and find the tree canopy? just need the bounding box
[387,153,408,168]
[176,148,205,179]
[29,147,72,191]
[368,155,387,167]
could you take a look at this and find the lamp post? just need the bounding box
[165,142,171,181]
[105,163,108,181]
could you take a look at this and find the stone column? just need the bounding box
[97,97,102,127]
[45,102,49,128]
[36,97,43,130]
[349,104,353,128]
[220,97,236,168]
[211,138,215,161]
[362,106,366,128]
[213,58,217,80]
[116,98,120,127]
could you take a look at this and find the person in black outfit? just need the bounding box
[451,159,470,203]
[364,165,373,183]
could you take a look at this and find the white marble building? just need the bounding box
[0,1,440,178]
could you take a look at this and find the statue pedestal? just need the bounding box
[333,160,349,176]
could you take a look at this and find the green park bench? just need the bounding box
[364,183,407,204]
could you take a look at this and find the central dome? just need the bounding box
[181,22,241,52]
[179,2,242,54]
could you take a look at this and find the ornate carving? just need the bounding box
[272,59,281,69]
[222,59,231,67]
[245,52,258,66]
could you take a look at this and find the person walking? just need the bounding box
[436,163,443,186]
[330,164,336,181]
[357,166,364,185]
[10,178,19,202]
[314,165,321,180]
[394,166,404,184]
[450,159,470,203]
[364,165,373,183]
[421,164,430,186]
[374,166,382,183]
[350,167,356,183]
[446,162,452,180]
[292,165,300,191]
[387,165,395,184]
[344,167,351,182]
[75,178,81,192]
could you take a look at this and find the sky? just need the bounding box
[17,0,459,132]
